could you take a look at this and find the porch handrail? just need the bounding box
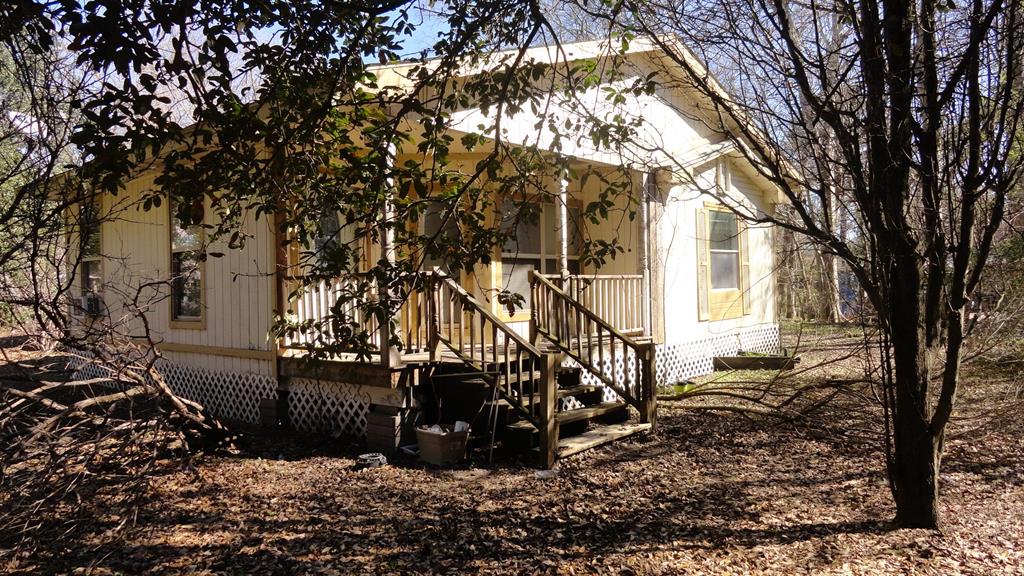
[540,273,646,336]
[542,274,644,279]
[429,271,551,428]
[530,271,656,426]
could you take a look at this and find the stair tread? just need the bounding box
[557,423,653,458]
[556,401,627,425]
[505,419,539,431]
[494,384,601,408]
[504,400,627,431]
[557,384,599,397]
[430,370,502,380]
[434,370,543,385]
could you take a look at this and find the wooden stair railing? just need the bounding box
[529,271,657,429]
[426,271,561,466]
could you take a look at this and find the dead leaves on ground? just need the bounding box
[4,333,1024,575]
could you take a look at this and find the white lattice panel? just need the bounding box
[67,349,276,424]
[66,352,118,383]
[709,334,740,357]
[739,324,781,354]
[656,339,714,385]
[287,377,371,437]
[160,361,276,424]
[562,347,641,403]
[65,350,144,392]
[656,324,782,387]
[558,396,585,411]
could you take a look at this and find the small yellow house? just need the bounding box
[66,38,785,465]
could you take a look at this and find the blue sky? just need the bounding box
[392,3,451,59]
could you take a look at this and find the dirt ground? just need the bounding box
[3,327,1024,575]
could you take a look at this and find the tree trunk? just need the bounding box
[887,253,941,529]
[890,402,941,528]
[825,251,842,322]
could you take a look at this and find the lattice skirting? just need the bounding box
[161,362,277,423]
[560,324,781,396]
[66,351,277,424]
[657,324,781,386]
[66,352,126,388]
[287,378,371,437]
[563,347,642,403]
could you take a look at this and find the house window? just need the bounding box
[170,200,204,322]
[709,210,740,289]
[697,205,749,322]
[420,201,460,273]
[79,201,102,295]
[500,202,581,310]
[311,208,358,269]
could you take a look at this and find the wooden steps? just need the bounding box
[490,386,595,410]
[426,320,653,465]
[555,401,627,425]
[433,368,578,389]
[505,400,626,431]
[556,423,652,458]
[556,384,599,399]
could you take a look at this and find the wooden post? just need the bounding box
[528,270,539,347]
[639,341,657,431]
[428,272,443,362]
[538,352,559,469]
[557,164,570,281]
[641,172,655,338]
[379,142,402,368]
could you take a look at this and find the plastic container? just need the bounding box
[415,424,470,466]
[356,453,387,469]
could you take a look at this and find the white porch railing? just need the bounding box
[542,274,647,337]
[280,272,647,359]
[280,274,431,355]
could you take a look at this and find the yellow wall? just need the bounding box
[576,167,642,276]
[71,172,278,376]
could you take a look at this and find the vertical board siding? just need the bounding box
[96,173,276,376]
[578,170,642,276]
[161,351,275,378]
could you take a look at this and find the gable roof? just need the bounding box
[370,37,665,91]
[371,37,793,203]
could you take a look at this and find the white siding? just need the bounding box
[656,160,776,345]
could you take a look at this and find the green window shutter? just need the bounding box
[696,208,709,321]
[741,220,751,315]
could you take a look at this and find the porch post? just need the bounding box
[641,171,655,338]
[538,352,559,469]
[639,341,657,431]
[557,163,570,282]
[379,142,403,368]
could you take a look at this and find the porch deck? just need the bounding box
[278,272,650,361]
[276,270,658,466]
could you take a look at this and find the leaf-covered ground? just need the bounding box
[4,328,1024,575]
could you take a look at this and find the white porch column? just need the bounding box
[557,165,570,281]
[379,142,402,368]
[641,171,655,337]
